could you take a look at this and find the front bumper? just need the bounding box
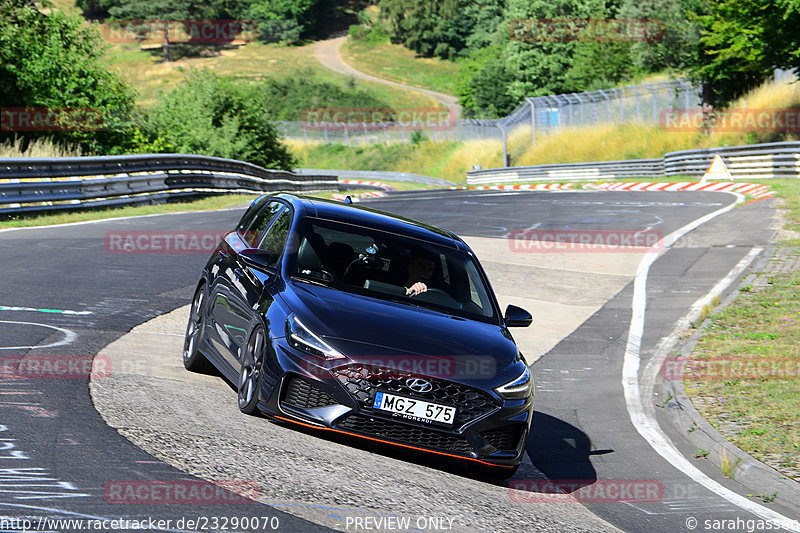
[257,338,534,469]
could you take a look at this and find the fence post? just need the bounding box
[499,123,508,168]
[573,93,585,126]
[643,83,658,123]
[528,99,537,146]
[629,85,641,121]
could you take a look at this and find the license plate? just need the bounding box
[372,391,456,426]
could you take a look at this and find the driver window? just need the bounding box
[256,208,292,267]
[242,201,283,247]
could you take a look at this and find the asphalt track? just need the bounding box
[0,189,796,532]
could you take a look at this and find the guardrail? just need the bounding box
[295,168,453,187]
[0,154,338,215]
[467,141,800,185]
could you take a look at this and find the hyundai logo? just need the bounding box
[406,378,433,393]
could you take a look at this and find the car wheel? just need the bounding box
[238,326,265,415]
[184,285,212,372]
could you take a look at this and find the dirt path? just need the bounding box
[313,36,462,118]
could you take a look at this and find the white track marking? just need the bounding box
[0,207,246,234]
[622,192,800,530]
[0,321,76,350]
[0,306,92,316]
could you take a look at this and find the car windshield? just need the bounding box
[289,217,499,324]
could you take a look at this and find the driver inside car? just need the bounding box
[404,253,436,296]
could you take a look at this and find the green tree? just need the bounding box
[379,0,504,59]
[457,44,516,117]
[143,70,296,169]
[0,0,136,153]
[502,0,608,100]
[107,0,216,61]
[564,41,636,92]
[689,0,800,106]
[618,0,702,75]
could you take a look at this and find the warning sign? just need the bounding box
[701,154,733,183]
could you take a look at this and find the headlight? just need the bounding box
[285,314,344,360]
[495,366,532,399]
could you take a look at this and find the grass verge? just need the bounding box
[341,35,460,96]
[684,180,800,480]
[0,181,428,230]
[288,139,503,183]
[0,194,259,229]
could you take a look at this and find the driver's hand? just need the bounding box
[406,282,428,296]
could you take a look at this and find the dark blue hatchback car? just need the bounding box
[183,193,534,477]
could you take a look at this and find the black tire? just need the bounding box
[238,326,266,415]
[183,285,213,372]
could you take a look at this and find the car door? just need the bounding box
[209,200,285,373]
[228,204,293,370]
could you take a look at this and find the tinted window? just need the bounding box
[242,201,284,247]
[289,218,499,323]
[257,208,292,267]
[236,195,270,233]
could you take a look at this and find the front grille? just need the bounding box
[282,377,338,409]
[332,363,499,427]
[480,425,523,451]
[337,415,473,454]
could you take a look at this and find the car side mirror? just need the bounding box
[240,248,274,272]
[504,305,532,327]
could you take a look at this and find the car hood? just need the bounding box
[280,280,521,380]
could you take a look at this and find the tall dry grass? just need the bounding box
[0,137,83,158]
[512,76,800,166]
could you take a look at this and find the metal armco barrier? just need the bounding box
[467,141,800,185]
[295,168,453,187]
[0,154,338,215]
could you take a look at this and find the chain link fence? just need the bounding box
[277,79,703,152]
